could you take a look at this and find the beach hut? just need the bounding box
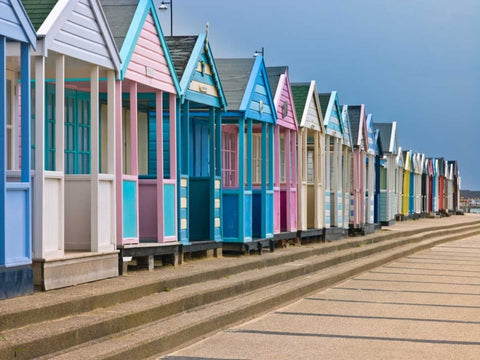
[437,157,445,211]
[374,122,398,226]
[432,158,439,212]
[165,34,226,258]
[395,148,404,217]
[426,158,435,212]
[445,161,453,212]
[413,153,424,215]
[291,81,325,239]
[319,92,347,240]
[23,0,121,290]
[448,160,459,212]
[373,126,383,225]
[216,57,276,251]
[341,106,353,231]
[0,0,36,299]
[267,66,298,240]
[421,157,429,213]
[401,150,412,217]
[101,0,180,270]
[365,114,376,229]
[347,105,367,232]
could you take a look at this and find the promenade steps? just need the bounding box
[0,218,479,359]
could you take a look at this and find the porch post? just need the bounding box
[129,82,139,240]
[313,131,320,229]
[246,119,252,190]
[33,55,46,258]
[238,117,246,241]
[107,70,116,246]
[156,90,164,241]
[169,94,177,240]
[115,80,123,244]
[90,65,99,251]
[268,123,274,236]
[261,122,267,238]
[274,125,280,233]
[296,129,303,230]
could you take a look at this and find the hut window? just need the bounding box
[307,149,314,184]
[46,84,56,171]
[64,89,91,174]
[380,167,387,190]
[252,133,262,184]
[6,79,13,170]
[222,130,237,188]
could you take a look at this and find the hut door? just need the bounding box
[189,118,210,241]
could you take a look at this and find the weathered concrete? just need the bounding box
[0,215,478,359]
[165,234,480,360]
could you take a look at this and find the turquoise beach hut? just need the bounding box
[0,0,36,299]
[216,57,276,252]
[165,33,226,258]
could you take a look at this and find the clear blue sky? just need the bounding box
[155,0,480,190]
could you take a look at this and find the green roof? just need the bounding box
[318,93,331,118]
[21,0,58,31]
[291,83,309,123]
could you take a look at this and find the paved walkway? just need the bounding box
[162,233,480,360]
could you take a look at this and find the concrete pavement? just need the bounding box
[163,234,480,360]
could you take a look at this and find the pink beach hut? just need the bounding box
[266,67,298,239]
[101,0,180,269]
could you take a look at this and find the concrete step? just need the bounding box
[1,218,478,335]
[45,228,480,360]
[0,220,479,359]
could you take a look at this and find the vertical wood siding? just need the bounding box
[50,0,114,69]
[305,99,322,131]
[125,12,176,94]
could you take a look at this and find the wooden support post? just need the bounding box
[170,94,177,240]
[33,56,45,258]
[115,80,123,244]
[238,117,246,241]
[261,122,267,238]
[156,90,164,242]
[90,65,99,252]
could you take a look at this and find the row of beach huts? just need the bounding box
[0,0,461,299]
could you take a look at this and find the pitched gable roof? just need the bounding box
[165,35,198,80]
[24,0,120,71]
[21,0,58,31]
[216,58,254,112]
[99,0,138,50]
[2,0,36,45]
[266,66,297,130]
[291,82,309,122]
[291,81,324,132]
[319,91,344,138]
[165,34,226,109]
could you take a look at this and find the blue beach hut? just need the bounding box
[319,92,347,240]
[165,33,227,257]
[0,0,36,299]
[216,57,276,251]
